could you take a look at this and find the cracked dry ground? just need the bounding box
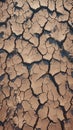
[0,0,73,130]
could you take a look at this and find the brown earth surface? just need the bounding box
[0,0,73,130]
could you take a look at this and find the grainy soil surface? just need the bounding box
[0,0,73,130]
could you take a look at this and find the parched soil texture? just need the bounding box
[0,0,73,130]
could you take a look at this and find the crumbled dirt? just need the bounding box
[0,0,73,130]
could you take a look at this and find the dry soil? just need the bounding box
[0,0,73,130]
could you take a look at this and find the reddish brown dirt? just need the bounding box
[0,0,73,130]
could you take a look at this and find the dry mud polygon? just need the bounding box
[0,0,73,130]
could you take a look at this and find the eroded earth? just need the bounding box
[0,0,73,130]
